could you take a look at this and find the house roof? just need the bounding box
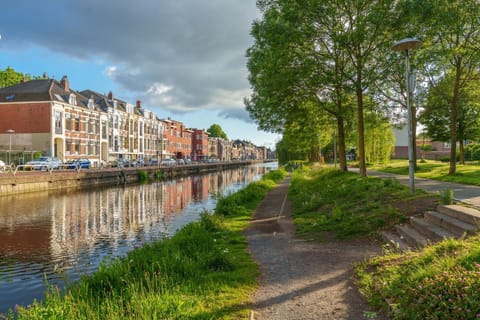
[0,79,97,112]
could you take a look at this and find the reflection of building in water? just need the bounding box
[49,183,172,257]
[191,175,209,201]
[0,165,273,262]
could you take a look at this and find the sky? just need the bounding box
[0,0,280,149]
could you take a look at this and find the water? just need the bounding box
[0,162,277,313]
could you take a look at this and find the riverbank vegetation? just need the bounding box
[288,165,437,240]
[8,169,286,320]
[357,235,480,319]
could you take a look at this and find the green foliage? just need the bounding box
[357,236,480,320]
[440,189,454,205]
[0,67,25,88]
[289,167,424,239]
[155,170,164,180]
[137,170,149,183]
[465,143,480,161]
[420,144,434,152]
[206,124,228,140]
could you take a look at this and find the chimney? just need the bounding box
[136,100,142,108]
[60,75,69,92]
[108,91,113,100]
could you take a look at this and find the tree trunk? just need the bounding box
[337,116,347,172]
[449,62,462,175]
[356,86,366,177]
[459,140,464,165]
[412,104,418,169]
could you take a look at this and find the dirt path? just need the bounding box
[244,176,390,320]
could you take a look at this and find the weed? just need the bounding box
[440,188,454,205]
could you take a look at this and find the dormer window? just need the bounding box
[87,98,94,110]
[69,94,77,106]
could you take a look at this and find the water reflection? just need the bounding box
[0,163,277,313]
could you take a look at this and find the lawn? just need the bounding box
[369,159,480,186]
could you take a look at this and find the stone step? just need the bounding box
[410,216,457,242]
[437,205,480,225]
[424,211,477,237]
[381,231,411,252]
[395,224,429,248]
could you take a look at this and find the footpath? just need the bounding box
[244,175,389,320]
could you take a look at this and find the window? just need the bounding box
[75,116,80,131]
[65,113,72,131]
[69,94,77,106]
[54,111,63,134]
[75,139,81,154]
[66,139,72,154]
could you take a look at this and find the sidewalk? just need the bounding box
[349,168,480,208]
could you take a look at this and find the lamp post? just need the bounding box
[6,129,14,164]
[392,38,422,193]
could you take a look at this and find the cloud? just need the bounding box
[2,0,259,121]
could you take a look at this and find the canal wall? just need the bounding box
[0,161,265,196]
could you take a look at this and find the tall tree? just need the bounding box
[406,0,480,174]
[206,124,228,140]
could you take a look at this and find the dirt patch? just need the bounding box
[390,195,439,217]
[245,177,390,320]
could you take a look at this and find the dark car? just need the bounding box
[65,158,91,169]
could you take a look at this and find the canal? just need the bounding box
[0,162,277,314]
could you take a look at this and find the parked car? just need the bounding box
[176,159,185,165]
[0,160,6,172]
[25,156,62,170]
[149,158,159,166]
[160,158,176,166]
[65,158,91,169]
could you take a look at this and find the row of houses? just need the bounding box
[0,76,274,166]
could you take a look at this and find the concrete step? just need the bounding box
[410,216,457,242]
[424,211,477,237]
[381,231,412,252]
[437,205,480,226]
[395,224,429,248]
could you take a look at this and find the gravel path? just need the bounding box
[244,176,390,320]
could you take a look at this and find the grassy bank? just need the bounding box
[370,159,480,186]
[290,165,480,319]
[288,166,437,240]
[356,236,480,319]
[8,169,287,320]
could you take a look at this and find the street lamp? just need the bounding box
[392,38,422,193]
[6,129,14,164]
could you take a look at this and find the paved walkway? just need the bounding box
[349,168,480,207]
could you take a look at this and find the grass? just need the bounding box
[356,236,480,319]
[8,168,287,320]
[288,166,435,240]
[370,159,480,186]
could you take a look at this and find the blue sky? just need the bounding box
[0,0,280,149]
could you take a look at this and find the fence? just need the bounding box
[0,150,43,166]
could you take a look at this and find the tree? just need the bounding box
[0,67,25,88]
[420,73,480,164]
[246,0,396,175]
[406,0,480,174]
[206,124,228,140]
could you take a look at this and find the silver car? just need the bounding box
[26,157,62,170]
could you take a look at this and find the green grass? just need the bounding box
[370,159,480,186]
[356,236,480,319]
[288,167,435,240]
[9,168,287,320]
